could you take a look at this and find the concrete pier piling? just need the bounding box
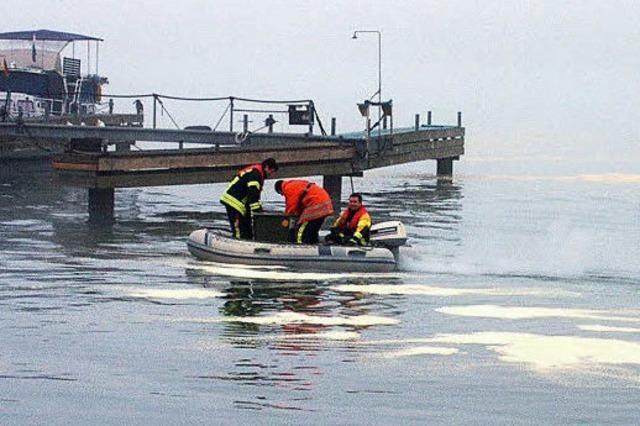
[88,188,115,224]
[322,175,343,211]
[437,158,454,176]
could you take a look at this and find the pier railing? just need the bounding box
[0,95,465,223]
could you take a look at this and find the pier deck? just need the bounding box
[0,121,464,222]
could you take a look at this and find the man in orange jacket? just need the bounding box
[327,193,372,246]
[274,179,334,244]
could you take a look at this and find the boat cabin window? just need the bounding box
[17,99,35,115]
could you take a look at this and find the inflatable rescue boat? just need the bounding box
[187,220,407,272]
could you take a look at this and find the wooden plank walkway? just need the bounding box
[47,125,464,188]
[0,121,464,222]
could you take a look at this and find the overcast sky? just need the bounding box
[6,0,640,163]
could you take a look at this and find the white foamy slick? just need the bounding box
[181,312,399,327]
[230,330,361,341]
[436,305,640,322]
[578,324,640,333]
[170,258,401,281]
[378,346,460,359]
[126,288,225,300]
[428,331,640,371]
[331,284,572,297]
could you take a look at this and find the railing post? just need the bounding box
[331,117,336,136]
[308,101,314,135]
[427,110,432,126]
[229,97,234,132]
[415,113,420,130]
[152,94,157,129]
[457,111,462,127]
[243,114,248,133]
[267,114,274,133]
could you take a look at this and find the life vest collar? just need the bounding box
[343,205,369,231]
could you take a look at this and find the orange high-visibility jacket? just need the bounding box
[281,180,334,223]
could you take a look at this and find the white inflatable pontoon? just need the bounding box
[187,221,407,272]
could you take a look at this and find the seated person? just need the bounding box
[326,193,371,246]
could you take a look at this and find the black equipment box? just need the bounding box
[253,212,297,243]
[288,105,314,125]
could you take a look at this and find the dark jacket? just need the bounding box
[220,164,265,216]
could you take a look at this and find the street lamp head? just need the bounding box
[352,32,358,39]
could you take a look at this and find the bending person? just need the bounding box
[274,179,334,244]
[327,193,371,246]
[220,158,278,239]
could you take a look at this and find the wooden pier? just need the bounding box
[0,117,464,223]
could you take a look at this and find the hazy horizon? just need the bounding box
[6,0,640,164]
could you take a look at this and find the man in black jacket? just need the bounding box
[220,158,278,239]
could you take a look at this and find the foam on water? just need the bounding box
[126,288,225,300]
[170,259,397,281]
[230,330,361,341]
[165,258,286,271]
[436,305,640,322]
[179,312,400,327]
[360,332,640,377]
[428,331,640,371]
[377,346,460,358]
[331,284,576,297]
[578,324,640,333]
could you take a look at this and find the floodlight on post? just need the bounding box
[352,29,382,137]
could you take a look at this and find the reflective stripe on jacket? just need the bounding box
[334,206,371,244]
[220,164,265,216]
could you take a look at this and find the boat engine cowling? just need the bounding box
[369,221,407,264]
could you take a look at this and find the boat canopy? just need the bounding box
[0,30,102,73]
[0,29,102,42]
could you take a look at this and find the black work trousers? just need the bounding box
[225,206,253,239]
[295,217,325,244]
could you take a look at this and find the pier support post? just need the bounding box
[88,188,115,224]
[436,158,454,177]
[115,141,131,152]
[323,175,342,211]
[69,137,116,224]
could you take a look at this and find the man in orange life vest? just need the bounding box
[220,158,278,239]
[274,179,334,244]
[327,193,372,246]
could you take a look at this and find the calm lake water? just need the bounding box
[1,159,639,425]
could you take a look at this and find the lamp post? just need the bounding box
[351,30,382,138]
[352,30,382,119]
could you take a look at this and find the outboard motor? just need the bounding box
[370,221,407,262]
